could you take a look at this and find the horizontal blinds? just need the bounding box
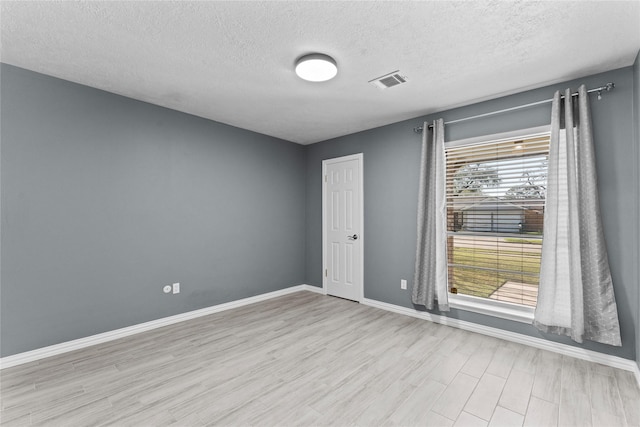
[445,133,549,307]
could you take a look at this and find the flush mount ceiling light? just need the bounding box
[295,53,337,82]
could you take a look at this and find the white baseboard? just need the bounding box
[0,284,321,370]
[361,297,640,388]
[301,284,326,295]
[3,286,638,391]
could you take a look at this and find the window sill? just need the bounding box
[448,293,534,324]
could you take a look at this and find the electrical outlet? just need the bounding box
[401,279,407,290]
[172,282,180,294]
[163,285,172,294]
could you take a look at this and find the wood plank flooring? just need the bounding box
[1,291,639,426]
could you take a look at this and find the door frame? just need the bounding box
[322,153,364,302]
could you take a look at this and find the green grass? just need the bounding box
[450,246,541,298]
[503,237,543,244]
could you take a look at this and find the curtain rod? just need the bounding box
[413,82,615,133]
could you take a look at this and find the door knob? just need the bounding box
[348,234,358,240]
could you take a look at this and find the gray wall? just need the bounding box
[2,61,638,363]
[0,64,307,357]
[633,50,640,367]
[306,66,638,360]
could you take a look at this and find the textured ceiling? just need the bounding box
[1,1,639,144]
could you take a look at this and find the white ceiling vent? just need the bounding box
[369,71,408,89]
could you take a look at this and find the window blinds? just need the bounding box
[445,133,550,307]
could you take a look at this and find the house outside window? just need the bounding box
[445,127,550,320]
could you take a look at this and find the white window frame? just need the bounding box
[445,125,550,324]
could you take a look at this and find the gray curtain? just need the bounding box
[413,119,449,311]
[534,85,621,346]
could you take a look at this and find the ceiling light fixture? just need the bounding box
[295,53,337,82]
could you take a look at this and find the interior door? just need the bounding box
[323,154,363,302]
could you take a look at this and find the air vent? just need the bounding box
[369,71,408,89]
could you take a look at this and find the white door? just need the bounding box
[323,154,363,302]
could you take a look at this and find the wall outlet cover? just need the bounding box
[172,283,180,294]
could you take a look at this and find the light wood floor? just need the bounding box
[1,291,639,426]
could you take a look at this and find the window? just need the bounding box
[445,127,550,318]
